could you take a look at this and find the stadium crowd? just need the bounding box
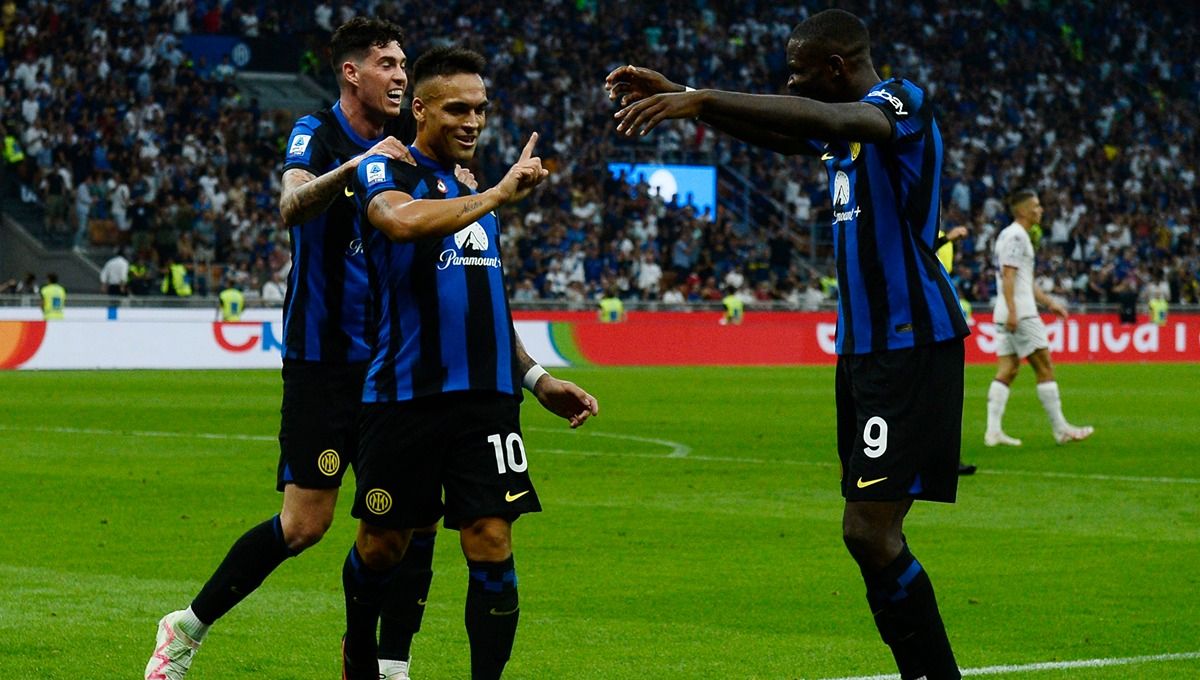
[1,0,1196,308]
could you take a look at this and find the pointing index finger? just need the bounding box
[520,132,539,161]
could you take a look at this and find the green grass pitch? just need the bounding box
[1,364,1198,679]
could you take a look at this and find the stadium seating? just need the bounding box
[1,1,1195,306]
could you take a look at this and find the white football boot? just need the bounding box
[379,657,412,680]
[145,611,201,680]
[1055,424,1094,445]
[984,430,1022,447]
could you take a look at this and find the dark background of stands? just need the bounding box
[1,0,1197,312]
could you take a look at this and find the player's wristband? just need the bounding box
[523,365,549,391]
[684,86,695,92]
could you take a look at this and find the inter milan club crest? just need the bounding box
[436,178,448,194]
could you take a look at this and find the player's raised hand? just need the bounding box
[604,65,684,105]
[614,90,704,137]
[532,375,599,429]
[455,164,479,190]
[495,133,549,204]
[353,136,415,167]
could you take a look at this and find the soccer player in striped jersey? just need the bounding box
[146,18,469,680]
[341,46,598,680]
[608,9,967,679]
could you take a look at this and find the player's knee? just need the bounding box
[460,517,512,561]
[357,528,411,570]
[281,514,332,552]
[842,520,893,567]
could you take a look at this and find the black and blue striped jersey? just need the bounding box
[280,101,415,363]
[806,78,969,355]
[351,146,520,403]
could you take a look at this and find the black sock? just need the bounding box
[863,546,960,680]
[379,531,436,661]
[464,556,519,680]
[342,545,397,676]
[190,515,297,624]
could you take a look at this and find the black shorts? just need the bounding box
[355,392,542,530]
[836,339,964,503]
[276,360,367,491]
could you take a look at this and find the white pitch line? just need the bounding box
[3,424,1199,485]
[814,650,1200,680]
[0,424,276,442]
[526,426,692,457]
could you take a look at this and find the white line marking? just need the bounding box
[0,424,275,442]
[526,426,692,457]
[3,425,1198,485]
[814,651,1200,679]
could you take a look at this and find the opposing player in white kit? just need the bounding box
[985,188,1093,446]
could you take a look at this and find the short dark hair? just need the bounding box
[411,46,486,92]
[1008,188,1038,211]
[329,17,404,75]
[47,273,58,283]
[790,9,871,61]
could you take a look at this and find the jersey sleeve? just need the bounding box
[862,80,926,143]
[282,115,332,174]
[354,155,425,206]
[996,231,1027,269]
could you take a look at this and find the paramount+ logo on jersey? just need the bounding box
[439,221,501,271]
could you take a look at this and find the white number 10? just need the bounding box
[863,416,888,458]
[488,433,528,474]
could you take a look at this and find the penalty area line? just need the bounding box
[813,650,1200,680]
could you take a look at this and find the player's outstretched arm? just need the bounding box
[615,88,890,149]
[514,329,598,429]
[366,134,548,243]
[280,136,414,226]
[606,65,812,154]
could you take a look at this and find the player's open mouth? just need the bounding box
[455,135,477,147]
[386,89,404,103]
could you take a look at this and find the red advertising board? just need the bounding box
[511,311,1200,366]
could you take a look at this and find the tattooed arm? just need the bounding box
[365,134,549,243]
[280,135,413,226]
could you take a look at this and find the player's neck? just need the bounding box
[412,138,454,169]
[1015,218,1034,231]
[338,95,386,140]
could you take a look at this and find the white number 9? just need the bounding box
[863,416,888,458]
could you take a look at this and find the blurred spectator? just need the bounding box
[100,247,130,295]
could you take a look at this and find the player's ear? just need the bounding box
[827,54,845,79]
[342,60,359,88]
[411,96,426,123]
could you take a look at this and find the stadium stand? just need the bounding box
[0,0,1196,309]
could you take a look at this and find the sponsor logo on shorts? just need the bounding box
[505,490,531,502]
[856,476,888,489]
[344,186,354,197]
[365,488,392,514]
[317,449,340,476]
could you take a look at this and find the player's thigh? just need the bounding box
[838,340,964,504]
[1014,316,1050,359]
[441,393,542,530]
[276,360,366,491]
[353,401,446,530]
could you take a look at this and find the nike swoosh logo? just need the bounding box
[856,476,888,488]
[489,606,519,616]
[821,152,835,161]
[416,598,427,606]
[344,187,354,197]
[505,490,530,502]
